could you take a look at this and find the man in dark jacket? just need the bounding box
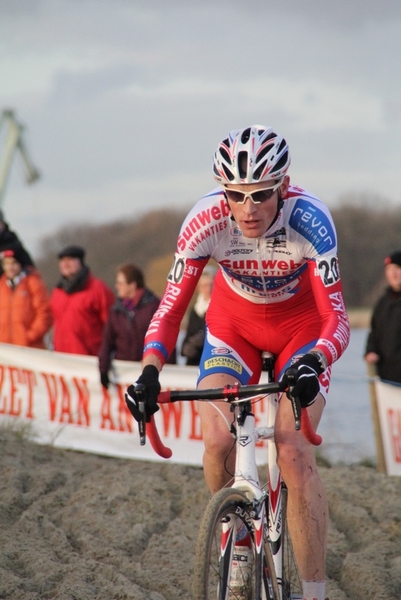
[365,250,401,384]
[98,263,175,389]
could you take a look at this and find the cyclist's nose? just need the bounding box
[242,197,257,214]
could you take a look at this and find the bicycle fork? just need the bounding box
[264,353,285,600]
[230,408,276,600]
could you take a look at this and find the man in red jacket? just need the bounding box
[50,245,114,356]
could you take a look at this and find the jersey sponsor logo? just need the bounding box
[220,258,302,273]
[265,227,287,249]
[289,199,335,252]
[177,198,230,251]
[146,282,181,334]
[317,255,340,287]
[224,248,253,256]
[317,339,338,361]
[204,356,242,374]
[329,291,350,352]
[143,340,168,359]
[230,226,242,236]
[211,347,232,355]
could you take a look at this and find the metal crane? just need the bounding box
[0,109,40,209]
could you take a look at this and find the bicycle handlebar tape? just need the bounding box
[301,409,322,446]
[147,416,172,459]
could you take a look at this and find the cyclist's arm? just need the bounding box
[142,254,209,369]
[308,254,350,366]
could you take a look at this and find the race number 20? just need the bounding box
[317,256,340,287]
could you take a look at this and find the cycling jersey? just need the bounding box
[144,185,350,383]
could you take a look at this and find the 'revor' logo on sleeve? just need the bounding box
[289,200,336,253]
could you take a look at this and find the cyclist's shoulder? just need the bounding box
[182,187,227,221]
[282,185,337,255]
[177,187,230,254]
[285,185,331,211]
[284,185,335,227]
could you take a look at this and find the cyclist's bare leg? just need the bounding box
[275,392,328,582]
[197,373,239,494]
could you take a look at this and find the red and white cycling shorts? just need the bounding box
[197,273,331,398]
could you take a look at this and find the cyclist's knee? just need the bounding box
[276,440,317,489]
[202,422,233,459]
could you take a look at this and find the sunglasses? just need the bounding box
[223,180,282,205]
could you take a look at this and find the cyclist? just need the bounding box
[126,125,350,600]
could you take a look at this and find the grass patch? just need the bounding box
[0,418,36,443]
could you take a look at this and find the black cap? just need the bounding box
[58,245,86,261]
[384,250,401,268]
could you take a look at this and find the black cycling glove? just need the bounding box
[282,353,325,408]
[100,371,110,389]
[125,365,161,422]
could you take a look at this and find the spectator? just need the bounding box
[181,266,215,366]
[0,209,34,275]
[364,250,401,384]
[50,245,114,356]
[98,263,175,389]
[0,247,52,348]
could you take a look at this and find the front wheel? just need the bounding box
[281,486,303,600]
[193,487,279,600]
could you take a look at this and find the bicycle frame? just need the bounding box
[134,376,322,600]
[264,354,285,598]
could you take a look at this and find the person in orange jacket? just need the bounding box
[0,247,52,348]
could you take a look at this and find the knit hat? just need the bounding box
[384,250,401,268]
[57,245,86,262]
[0,246,27,266]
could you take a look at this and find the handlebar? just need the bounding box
[139,379,322,458]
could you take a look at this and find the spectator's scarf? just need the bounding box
[57,265,90,294]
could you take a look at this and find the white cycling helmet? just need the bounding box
[213,125,291,184]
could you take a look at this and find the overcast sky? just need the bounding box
[1,0,400,257]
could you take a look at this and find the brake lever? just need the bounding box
[134,384,147,446]
[285,368,301,431]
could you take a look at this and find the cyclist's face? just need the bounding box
[225,177,289,238]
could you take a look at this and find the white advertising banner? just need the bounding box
[0,343,272,466]
[374,379,401,476]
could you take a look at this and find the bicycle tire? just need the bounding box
[281,486,302,600]
[193,487,280,600]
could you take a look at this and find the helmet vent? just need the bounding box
[278,139,287,153]
[219,147,231,164]
[241,128,251,144]
[238,151,248,179]
[213,164,220,178]
[257,143,274,162]
[263,132,276,143]
[222,164,235,181]
[271,151,288,173]
[252,160,267,181]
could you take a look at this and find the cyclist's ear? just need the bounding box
[280,176,290,197]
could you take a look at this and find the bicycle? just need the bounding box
[132,353,322,600]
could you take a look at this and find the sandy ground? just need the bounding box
[0,426,400,600]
